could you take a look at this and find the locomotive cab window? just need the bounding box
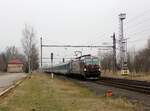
[84,58,92,65]
[84,58,99,65]
[92,58,99,65]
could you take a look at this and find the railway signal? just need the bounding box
[40,37,43,70]
[62,58,65,63]
[51,52,54,79]
[112,33,116,73]
[51,52,53,63]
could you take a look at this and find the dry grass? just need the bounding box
[102,70,150,81]
[127,73,150,81]
[0,73,140,111]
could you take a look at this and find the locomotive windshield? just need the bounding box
[84,58,99,65]
[92,58,99,65]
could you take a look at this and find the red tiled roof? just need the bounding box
[8,59,23,64]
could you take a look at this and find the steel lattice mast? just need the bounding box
[119,13,127,68]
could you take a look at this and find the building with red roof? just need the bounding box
[7,58,24,73]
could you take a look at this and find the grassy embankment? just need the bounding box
[0,73,140,111]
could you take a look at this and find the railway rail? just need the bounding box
[95,77,150,95]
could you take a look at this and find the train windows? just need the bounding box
[92,58,99,65]
[84,58,92,65]
[84,58,99,65]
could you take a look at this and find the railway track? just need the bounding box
[95,77,150,95]
[48,73,150,95]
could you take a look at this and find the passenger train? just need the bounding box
[47,54,101,79]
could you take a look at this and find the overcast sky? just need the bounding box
[0,0,150,64]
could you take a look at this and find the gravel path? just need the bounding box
[0,73,27,92]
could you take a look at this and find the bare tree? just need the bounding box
[30,44,39,70]
[22,24,39,73]
[130,38,150,73]
[5,46,19,62]
[100,52,113,72]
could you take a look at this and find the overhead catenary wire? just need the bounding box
[124,9,150,42]
[125,17,150,32]
[84,33,106,45]
[126,26,150,37]
[128,36,150,43]
[42,44,113,48]
[125,9,150,26]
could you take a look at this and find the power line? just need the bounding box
[84,33,106,45]
[125,17,150,32]
[128,36,150,43]
[125,9,150,25]
[42,44,112,48]
[126,26,150,37]
[42,57,73,59]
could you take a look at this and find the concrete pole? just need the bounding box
[40,37,43,72]
[113,33,116,73]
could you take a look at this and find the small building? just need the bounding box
[7,59,24,73]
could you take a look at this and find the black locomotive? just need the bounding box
[48,54,101,79]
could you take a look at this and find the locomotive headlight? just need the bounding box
[98,68,101,71]
[84,68,87,71]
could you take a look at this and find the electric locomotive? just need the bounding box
[70,54,101,79]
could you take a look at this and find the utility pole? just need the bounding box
[28,37,31,74]
[51,52,54,78]
[40,37,43,71]
[112,33,116,73]
[62,58,65,63]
